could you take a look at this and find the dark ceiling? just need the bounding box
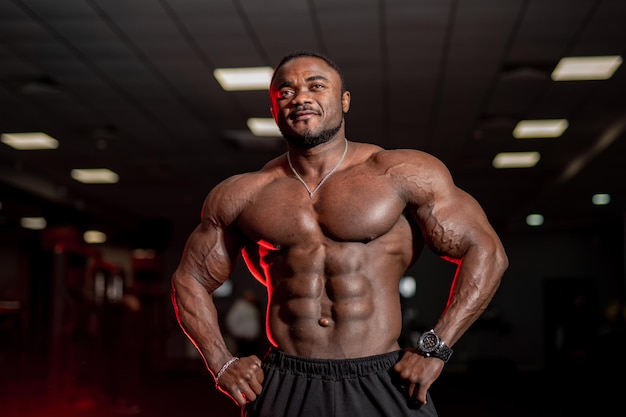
[1,0,625,248]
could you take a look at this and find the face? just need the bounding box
[269,56,350,148]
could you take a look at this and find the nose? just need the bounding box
[291,88,312,105]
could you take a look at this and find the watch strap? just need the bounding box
[434,341,453,363]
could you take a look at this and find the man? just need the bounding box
[171,50,508,416]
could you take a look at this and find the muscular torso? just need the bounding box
[234,147,425,359]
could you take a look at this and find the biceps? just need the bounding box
[415,189,488,258]
[180,224,241,290]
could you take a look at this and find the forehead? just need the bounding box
[271,56,340,89]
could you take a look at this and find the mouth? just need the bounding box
[290,107,320,121]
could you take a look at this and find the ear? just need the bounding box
[342,91,351,113]
[269,105,277,122]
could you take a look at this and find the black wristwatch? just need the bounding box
[417,329,453,363]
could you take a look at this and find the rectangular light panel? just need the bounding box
[551,56,622,81]
[513,119,568,138]
[214,67,273,91]
[71,168,119,184]
[493,152,541,168]
[20,217,47,230]
[247,118,281,137]
[1,132,59,150]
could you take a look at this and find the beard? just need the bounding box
[280,118,343,149]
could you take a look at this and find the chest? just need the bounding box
[237,171,408,246]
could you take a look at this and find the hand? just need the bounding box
[393,348,444,405]
[215,355,264,406]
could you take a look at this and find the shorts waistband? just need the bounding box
[263,349,402,380]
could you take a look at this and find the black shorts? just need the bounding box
[243,349,438,417]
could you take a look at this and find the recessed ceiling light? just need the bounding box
[591,193,611,205]
[71,168,119,184]
[492,151,541,168]
[399,276,417,298]
[551,55,622,81]
[84,230,107,244]
[1,132,59,150]
[20,217,47,230]
[526,214,544,226]
[513,119,568,138]
[213,66,273,91]
[247,118,281,137]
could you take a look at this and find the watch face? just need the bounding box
[419,331,440,353]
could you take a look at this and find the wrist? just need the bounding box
[214,356,239,387]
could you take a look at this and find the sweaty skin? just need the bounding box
[171,55,508,408]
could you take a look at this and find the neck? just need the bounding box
[286,138,349,198]
[288,136,346,168]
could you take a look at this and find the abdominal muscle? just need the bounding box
[263,238,408,359]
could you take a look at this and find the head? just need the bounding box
[269,50,350,148]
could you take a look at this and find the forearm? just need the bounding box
[171,274,235,378]
[435,239,508,347]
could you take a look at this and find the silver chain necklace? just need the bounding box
[287,138,349,198]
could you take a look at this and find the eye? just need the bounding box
[278,89,294,99]
[311,83,325,90]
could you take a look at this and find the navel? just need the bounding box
[318,317,331,327]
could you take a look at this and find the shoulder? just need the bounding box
[353,144,455,204]
[353,143,451,181]
[202,155,286,225]
[376,148,447,172]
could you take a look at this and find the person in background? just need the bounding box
[225,290,264,357]
[171,50,508,416]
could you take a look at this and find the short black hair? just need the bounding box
[271,50,347,93]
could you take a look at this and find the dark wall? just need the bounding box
[1,214,624,375]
